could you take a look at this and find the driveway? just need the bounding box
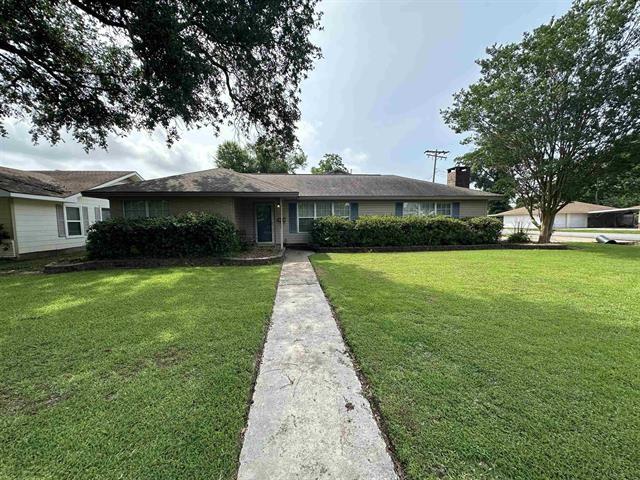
[503,228,640,243]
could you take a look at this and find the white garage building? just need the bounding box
[494,202,613,229]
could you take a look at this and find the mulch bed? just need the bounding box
[43,248,284,274]
[311,243,568,253]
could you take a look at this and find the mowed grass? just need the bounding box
[311,245,640,480]
[0,265,280,479]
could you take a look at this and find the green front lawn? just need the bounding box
[311,245,640,480]
[0,265,280,479]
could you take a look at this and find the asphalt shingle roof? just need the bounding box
[0,166,136,197]
[88,168,500,199]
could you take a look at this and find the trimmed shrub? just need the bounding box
[310,216,355,246]
[310,215,503,247]
[466,216,503,244]
[506,230,532,243]
[86,212,240,259]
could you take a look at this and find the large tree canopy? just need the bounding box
[311,153,350,174]
[0,0,322,150]
[214,138,307,173]
[443,0,639,242]
[577,134,640,207]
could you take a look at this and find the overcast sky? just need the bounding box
[0,0,572,183]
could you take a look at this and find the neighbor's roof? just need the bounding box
[494,201,614,216]
[86,168,501,199]
[586,205,640,214]
[0,166,138,198]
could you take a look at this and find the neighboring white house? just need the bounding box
[493,201,615,229]
[0,167,142,258]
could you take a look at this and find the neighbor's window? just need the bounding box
[101,208,111,220]
[123,200,169,219]
[65,206,82,236]
[297,201,351,233]
[403,201,451,217]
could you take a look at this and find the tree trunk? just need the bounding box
[538,211,555,243]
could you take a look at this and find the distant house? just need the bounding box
[0,167,142,258]
[86,166,500,247]
[493,201,639,229]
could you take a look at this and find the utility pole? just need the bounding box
[424,149,449,183]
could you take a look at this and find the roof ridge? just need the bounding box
[240,172,300,190]
[388,174,496,195]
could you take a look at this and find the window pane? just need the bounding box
[148,200,169,217]
[298,201,315,218]
[123,200,146,219]
[333,202,350,218]
[298,218,315,233]
[425,202,437,215]
[67,221,81,236]
[315,201,332,218]
[437,202,451,216]
[101,208,111,220]
[403,202,420,216]
[65,207,80,221]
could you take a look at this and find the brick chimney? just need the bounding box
[447,166,470,188]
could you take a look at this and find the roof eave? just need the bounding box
[82,190,299,198]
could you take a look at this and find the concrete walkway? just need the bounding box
[238,250,398,480]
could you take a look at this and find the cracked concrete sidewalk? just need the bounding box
[237,249,398,480]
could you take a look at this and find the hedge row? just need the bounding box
[86,213,240,259]
[310,215,503,247]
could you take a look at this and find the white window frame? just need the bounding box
[403,201,452,217]
[297,201,351,233]
[64,205,83,237]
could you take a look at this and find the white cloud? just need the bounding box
[296,119,322,150]
[0,119,239,179]
[340,147,369,173]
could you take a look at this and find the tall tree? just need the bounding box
[252,137,307,174]
[443,0,639,242]
[0,0,321,150]
[214,141,255,173]
[311,153,349,174]
[214,138,307,174]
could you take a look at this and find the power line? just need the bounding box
[424,149,449,182]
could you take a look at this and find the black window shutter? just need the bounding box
[395,202,403,216]
[452,202,460,218]
[349,202,359,220]
[288,203,297,233]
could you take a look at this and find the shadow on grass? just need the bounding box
[0,265,280,480]
[311,252,639,480]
